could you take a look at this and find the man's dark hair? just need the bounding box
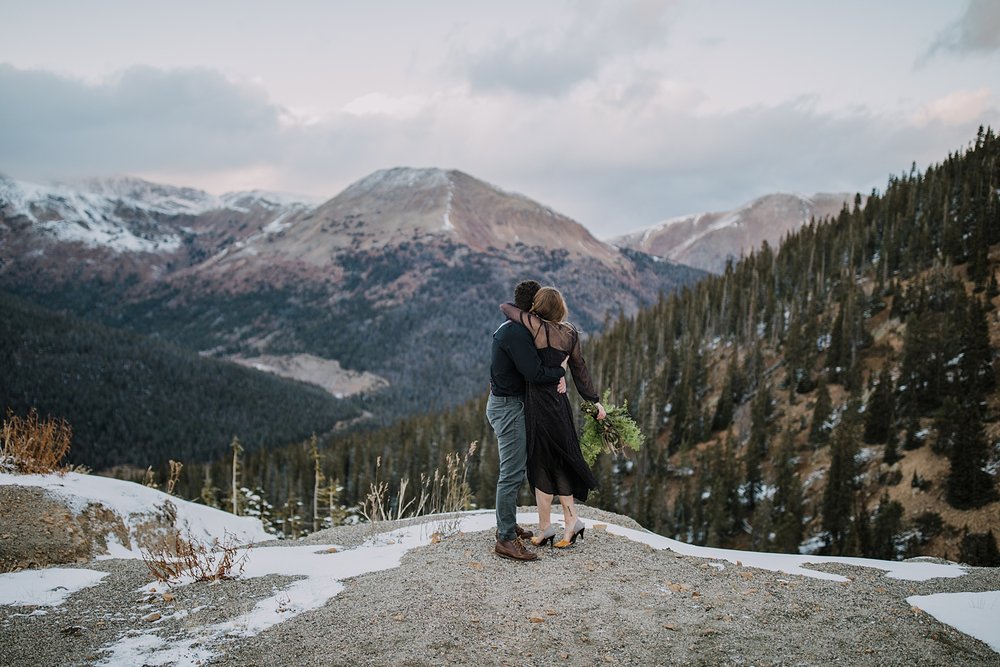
[514,280,541,310]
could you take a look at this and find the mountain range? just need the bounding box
[612,192,859,273]
[0,168,704,456]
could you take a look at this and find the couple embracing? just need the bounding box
[487,280,606,562]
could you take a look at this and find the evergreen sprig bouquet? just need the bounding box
[580,389,645,466]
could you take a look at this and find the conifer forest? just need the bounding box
[112,128,1000,564]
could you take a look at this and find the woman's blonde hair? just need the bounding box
[531,287,568,323]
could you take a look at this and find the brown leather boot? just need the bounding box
[496,525,535,541]
[495,538,539,561]
[514,524,534,540]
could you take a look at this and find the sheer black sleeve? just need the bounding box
[500,303,547,348]
[567,326,600,402]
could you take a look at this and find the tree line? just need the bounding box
[145,127,1000,564]
[0,291,359,469]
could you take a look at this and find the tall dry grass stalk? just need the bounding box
[1,409,72,474]
[361,442,478,528]
[166,460,184,496]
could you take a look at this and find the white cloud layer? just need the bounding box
[0,1,998,238]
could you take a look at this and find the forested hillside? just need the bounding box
[0,292,360,469]
[180,128,1000,563]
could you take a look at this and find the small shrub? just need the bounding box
[141,530,251,583]
[912,511,944,543]
[1,409,72,474]
[910,471,932,491]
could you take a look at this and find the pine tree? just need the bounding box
[868,492,904,560]
[959,530,1000,566]
[707,435,740,547]
[946,400,996,509]
[883,428,901,466]
[864,363,894,444]
[902,414,924,450]
[240,486,276,534]
[771,428,804,553]
[823,399,861,554]
[745,384,773,511]
[960,296,995,398]
[809,377,833,448]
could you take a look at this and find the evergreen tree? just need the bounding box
[864,363,894,444]
[960,296,995,398]
[771,428,804,553]
[946,400,996,509]
[959,530,1000,566]
[883,429,901,466]
[868,492,904,560]
[809,377,833,448]
[745,383,773,512]
[711,358,739,432]
[822,399,861,554]
[707,434,741,547]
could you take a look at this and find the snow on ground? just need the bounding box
[0,568,108,607]
[1,472,998,664]
[0,472,270,550]
[908,592,1000,652]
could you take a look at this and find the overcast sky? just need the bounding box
[1,0,998,237]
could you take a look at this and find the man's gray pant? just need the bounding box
[486,393,526,542]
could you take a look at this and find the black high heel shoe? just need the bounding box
[531,524,559,547]
[553,520,585,548]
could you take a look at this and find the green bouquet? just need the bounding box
[580,389,645,466]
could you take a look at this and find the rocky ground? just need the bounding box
[1,505,999,667]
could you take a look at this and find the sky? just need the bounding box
[2,470,996,665]
[1,1,998,238]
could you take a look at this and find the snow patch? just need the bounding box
[0,568,108,607]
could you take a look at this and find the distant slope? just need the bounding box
[0,291,360,470]
[611,193,857,273]
[1,168,705,426]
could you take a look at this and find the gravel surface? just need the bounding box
[2,505,998,667]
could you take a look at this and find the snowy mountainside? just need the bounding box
[0,167,705,432]
[0,174,314,255]
[611,192,859,273]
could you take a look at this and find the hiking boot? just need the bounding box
[495,538,538,561]
[496,524,536,541]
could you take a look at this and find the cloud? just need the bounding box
[1,63,994,242]
[0,64,283,180]
[458,0,678,96]
[912,88,994,126]
[927,0,1000,57]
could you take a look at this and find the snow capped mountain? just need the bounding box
[611,193,860,273]
[304,167,621,263]
[0,167,704,420]
[0,174,315,255]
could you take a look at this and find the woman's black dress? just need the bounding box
[501,304,600,502]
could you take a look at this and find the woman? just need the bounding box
[500,287,605,548]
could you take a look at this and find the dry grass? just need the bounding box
[141,529,252,584]
[360,442,478,528]
[1,409,72,474]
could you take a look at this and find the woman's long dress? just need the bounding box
[500,304,600,502]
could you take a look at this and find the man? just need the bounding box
[486,279,567,561]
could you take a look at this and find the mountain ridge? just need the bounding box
[1,166,705,457]
[611,192,859,273]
